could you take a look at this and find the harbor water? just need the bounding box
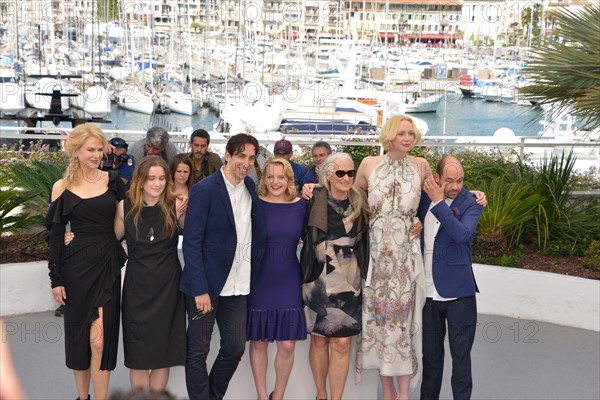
[0,97,544,139]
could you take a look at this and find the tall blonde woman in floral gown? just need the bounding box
[354,115,430,400]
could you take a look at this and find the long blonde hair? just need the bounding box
[64,124,108,187]
[127,156,178,238]
[257,158,297,200]
[379,114,422,152]
[319,152,366,223]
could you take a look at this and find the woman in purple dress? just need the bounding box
[246,158,307,400]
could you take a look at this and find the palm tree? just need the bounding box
[520,5,600,129]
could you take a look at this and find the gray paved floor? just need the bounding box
[2,312,599,399]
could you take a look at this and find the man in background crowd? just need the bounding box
[188,129,223,184]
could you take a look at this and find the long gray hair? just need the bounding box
[318,152,366,223]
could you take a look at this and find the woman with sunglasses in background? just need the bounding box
[66,156,186,393]
[246,158,307,400]
[300,152,370,400]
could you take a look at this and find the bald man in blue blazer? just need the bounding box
[417,156,483,400]
[181,134,266,400]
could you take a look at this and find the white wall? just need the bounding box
[2,261,599,332]
[0,261,55,316]
[473,263,599,332]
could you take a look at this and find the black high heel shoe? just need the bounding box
[76,395,90,400]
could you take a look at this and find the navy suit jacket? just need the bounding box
[180,170,266,301]
[417,188,483,298]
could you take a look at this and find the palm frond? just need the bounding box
[520,4,600,129]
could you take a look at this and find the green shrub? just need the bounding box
[524,151,600,254]
[0,175,39,234]
[583,240,600,271]
[6,160,65,225]
[474,245,523,267]
[0,142,66,231]
[337,126,380,168]
[476,175,544,251]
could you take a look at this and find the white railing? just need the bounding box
[2,126,599,154]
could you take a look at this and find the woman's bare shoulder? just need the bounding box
[51,179,66,202]
[407,155,432,181]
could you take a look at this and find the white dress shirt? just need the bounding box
[219,168,253,296]
[424,198,457,301]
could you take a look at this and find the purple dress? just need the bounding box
[247,199,308,341]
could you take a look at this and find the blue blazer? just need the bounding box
[180,170,266,301]
[417,188,483,298]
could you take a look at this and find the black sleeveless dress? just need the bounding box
[122,200,186,369]
[45,171,127,371]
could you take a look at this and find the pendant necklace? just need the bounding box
[147,227,155,241]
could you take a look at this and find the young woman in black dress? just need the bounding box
[119,156,186,391]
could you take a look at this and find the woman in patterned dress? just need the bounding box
[355,116,486,399]
[354,115,430,400]
[301,152,370,400]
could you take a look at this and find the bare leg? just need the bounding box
[149,368,170,392]
[89,307,111,400]
[129,369,150,390]
[396,375,411,400]
[380,375,398,400]
[250,340,269,400]
[73,370,91,399]
[328,337,351,400]
[272,340,296,400]
[309,335,329,400]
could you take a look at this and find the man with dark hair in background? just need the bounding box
[188,129,223,184]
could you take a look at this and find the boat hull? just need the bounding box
[0,83,25,115]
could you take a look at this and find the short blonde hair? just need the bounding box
[257,158,297,200]
[64,124,108,186]
[379,114,422,152]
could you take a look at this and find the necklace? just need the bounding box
[328,196,349,215]
[147,227,154,241]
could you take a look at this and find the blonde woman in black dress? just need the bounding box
[46,124,127,400]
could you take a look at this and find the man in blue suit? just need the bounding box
[417,156,483,400]
[181,133,266,400]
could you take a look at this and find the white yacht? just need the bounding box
[0,67,24,115]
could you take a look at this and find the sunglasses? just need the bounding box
[334,170,355,178]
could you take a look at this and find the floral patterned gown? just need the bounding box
[359,155,426,385]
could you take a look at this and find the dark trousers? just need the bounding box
[420,296,477,400]
[185,295,247,400]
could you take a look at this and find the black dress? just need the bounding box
[122,200,186,369]
[45,171,127,371]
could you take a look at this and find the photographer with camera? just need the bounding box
[103,137,135,187]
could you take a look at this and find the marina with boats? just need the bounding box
[0,0,597,173]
